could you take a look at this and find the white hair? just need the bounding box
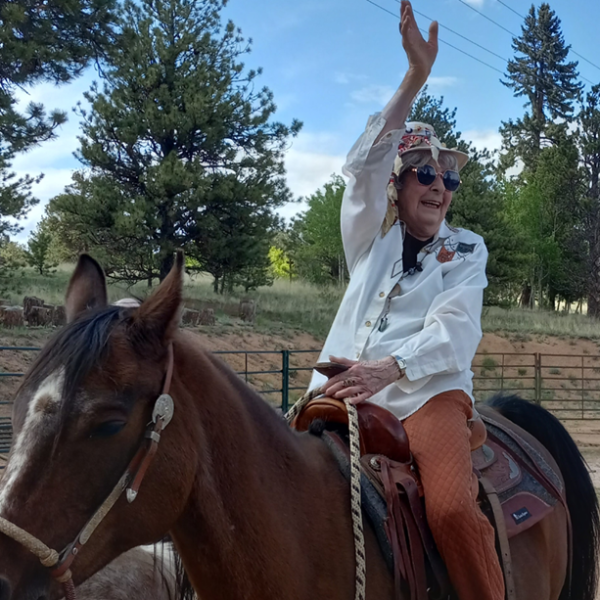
[386,150,458,206]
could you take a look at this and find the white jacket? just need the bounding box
[310,113,488,420]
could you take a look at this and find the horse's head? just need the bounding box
[0,254,193,600]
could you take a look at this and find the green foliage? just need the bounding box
[269,246,296,281]
[24,219,58,275]
[579,85,600,317]
[0,0,117,242]
[500,3,582,172]
[0,239,26,269]
[411,88,526,304]
[48,0,300,287]
[290,175,347,287]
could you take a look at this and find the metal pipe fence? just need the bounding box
[1,348,600,460]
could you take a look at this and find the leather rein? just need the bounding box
[0,344,176,599]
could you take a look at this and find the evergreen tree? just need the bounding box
[52,0,300,284]
[410,88,525,304]
[505,135,587,309]
[500,3,582,172]
[578,85,600,316]
[0,0,117,237]
[24,219,58,275]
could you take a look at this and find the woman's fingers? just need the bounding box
[334,385,366,400]
[326,377,360,397]
[328,355,356,366]
[348,392,371,405]
[428,20,439,48]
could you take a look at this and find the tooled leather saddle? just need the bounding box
[291,397,568,600]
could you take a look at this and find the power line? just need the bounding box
[367,0,595,98]
[366,0,505,75]
[495,0,524,20]
[456,0,514,36]
[394,1,508,63]
[478,0,600,76]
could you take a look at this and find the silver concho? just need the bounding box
[152,393,175,428]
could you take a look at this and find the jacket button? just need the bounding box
[365,321,372,327]
[379,292,385,298]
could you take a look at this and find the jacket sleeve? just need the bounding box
[392,240,489,392]
[341,113,406,275]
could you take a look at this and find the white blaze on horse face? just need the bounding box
[0,369,65,513]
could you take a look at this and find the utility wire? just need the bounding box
[366,0,505,74]
[496,0,600,73]
[368,0,595,95]
[495,0,524,19]
[458,0,600,77]
[456,0,514,36]
[394,1,508,63]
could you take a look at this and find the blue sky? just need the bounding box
[12,0,600,240]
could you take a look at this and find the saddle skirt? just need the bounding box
[291,398,566,599]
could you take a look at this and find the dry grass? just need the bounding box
[6,266,600,341]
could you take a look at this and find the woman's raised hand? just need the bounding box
[400,0,439,77]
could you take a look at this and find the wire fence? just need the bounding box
[1,347,600,461]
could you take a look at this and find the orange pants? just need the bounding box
[403,390,505,600]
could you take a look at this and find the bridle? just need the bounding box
[0,344,176,600]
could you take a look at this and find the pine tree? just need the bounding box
[410,88,525,304]
[500,3,582,172]
[53,0,300,284]
[24,219,58,275]
[0,0,117,238]
[579,85,600,316]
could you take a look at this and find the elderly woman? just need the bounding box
[310,2,504,599]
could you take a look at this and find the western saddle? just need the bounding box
[291,396,566,600]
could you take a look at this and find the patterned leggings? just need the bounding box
[403,390,505,600]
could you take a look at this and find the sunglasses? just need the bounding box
[411,165,461,192]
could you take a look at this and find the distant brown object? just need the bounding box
[239,299,256,323]
[27,306,54,327]
[53,305,67,327]
[1,307,24,328]
[198,308,215,326]
[181,308,199,326]
[23,296,44,321]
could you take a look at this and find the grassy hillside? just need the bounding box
[3,265,600,341]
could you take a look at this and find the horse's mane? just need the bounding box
[19,306,125,421]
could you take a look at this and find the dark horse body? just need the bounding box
[0,254,595,600]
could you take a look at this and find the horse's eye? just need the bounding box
[90,421,126,439]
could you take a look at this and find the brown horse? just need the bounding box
[0,253,596,600]
[72,545,176,600]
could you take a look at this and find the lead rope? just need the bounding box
[286,388,367,600]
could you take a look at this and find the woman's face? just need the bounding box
[396,157,454,240]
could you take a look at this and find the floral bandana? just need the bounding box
[382,122,469,237]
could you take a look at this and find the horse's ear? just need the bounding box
[134,251,184,345]
[65,254,108,323]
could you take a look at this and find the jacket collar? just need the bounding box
[401,220,457,245]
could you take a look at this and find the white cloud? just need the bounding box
[280,131,347,221]
[463,129,503,153]
[427,76,459,90]
[334,72,368,85]
[351,84,396,106]
[462,0,485,6]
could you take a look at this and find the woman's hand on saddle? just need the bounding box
[320,355,404,405]
[400,0,438,78]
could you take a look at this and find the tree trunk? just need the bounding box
[159,252,174,282]
[213,276,219,294]
[520,283,532,308]
[588,239,600,318]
